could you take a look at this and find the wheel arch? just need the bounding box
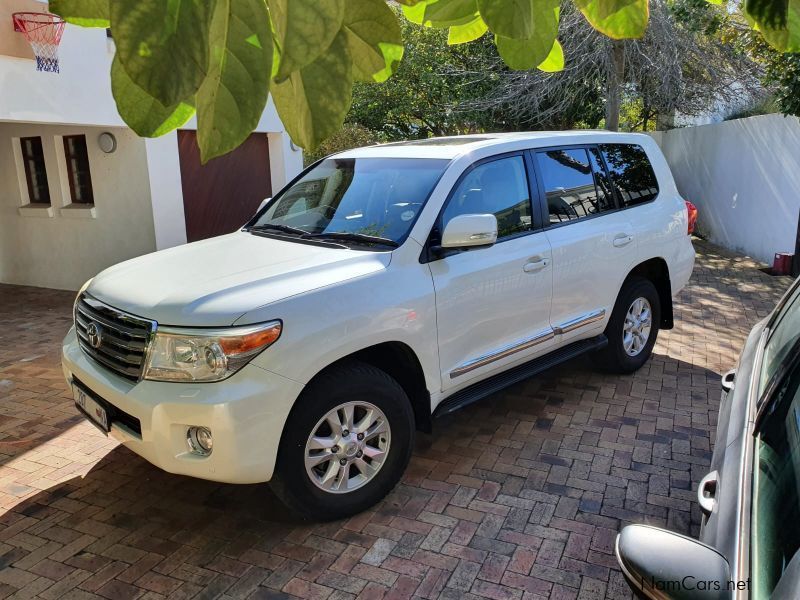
[299,341,432,434]
[624,257,673,329]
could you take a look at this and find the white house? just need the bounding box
[0,0,303,291]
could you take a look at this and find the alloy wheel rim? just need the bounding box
[623,297,652,356]
[304,401,391,494]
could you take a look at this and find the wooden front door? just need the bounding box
[177,131,272,242]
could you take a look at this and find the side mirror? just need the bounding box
[256,197,271,214]
[616,525,734,599]
[440,214,498,249]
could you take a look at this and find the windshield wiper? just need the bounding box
[250,223,308,236]
[302,232,399,248]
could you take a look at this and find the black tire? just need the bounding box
[271,361,415,521]
[593,277,661,374]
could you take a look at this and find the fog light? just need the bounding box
[187,426,213,455]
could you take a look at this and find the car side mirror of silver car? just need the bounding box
[440,214,498,249]
[256,197,271,214]
[616,525,733,600]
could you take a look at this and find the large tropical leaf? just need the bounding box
[268,0,345,81]
[574,0,649,39]
[344,0,404,83]
[404,0,478,27]
[492,0,559,68]
[111,55,195,137]
[272,33,353,149]
[110,0,213,106]
[49,0,110,27]
[196,0,273,163]
[478,0,555,39]
[448,16,489,44]
[746,0,800,51]
[537,39,564,71]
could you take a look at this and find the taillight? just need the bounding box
[685,200,698,235]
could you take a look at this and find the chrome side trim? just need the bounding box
[553,309,606,335]
[450,329,555,379]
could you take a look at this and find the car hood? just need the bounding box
[87,232,391,326]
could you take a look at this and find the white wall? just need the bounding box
[144,133,187,250]
[654,114,800,264]
[0,123,158,290]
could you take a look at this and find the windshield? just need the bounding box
[252,157,449,246]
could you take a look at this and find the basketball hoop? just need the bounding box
[12,12,66,73]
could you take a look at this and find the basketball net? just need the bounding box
[13,12,66,73]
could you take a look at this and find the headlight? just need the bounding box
[143,321,282,382]
[73,278,93,317]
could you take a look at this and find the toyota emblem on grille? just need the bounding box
[86,322,104,349]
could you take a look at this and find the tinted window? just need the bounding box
[20,136,50,205]
[752,359,800,598]
[537,148,614,225]
[760,283,800,397]
[63,135,94,205]
[442,156,532,239]
[255,158,448,244]
[600,144,659,207]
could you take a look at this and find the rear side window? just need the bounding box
[600,144,659,207]
[536,147,615,225]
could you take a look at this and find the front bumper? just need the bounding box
[61,326,303,484]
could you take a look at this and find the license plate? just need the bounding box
[73,385,109,433]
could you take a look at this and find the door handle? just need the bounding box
[613,234,634,248]
[698,470,719,517]
[523,258,549,273]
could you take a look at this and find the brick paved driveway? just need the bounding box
[0,240,794,600]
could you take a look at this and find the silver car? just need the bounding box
[616,274,800,600]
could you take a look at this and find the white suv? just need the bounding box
[62,132,695,519]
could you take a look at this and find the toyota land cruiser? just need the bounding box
[62,132,696,519]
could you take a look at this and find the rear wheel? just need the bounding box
[593,277,661,373]
[271,361,415,520]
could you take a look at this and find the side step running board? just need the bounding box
[433,334,608,418]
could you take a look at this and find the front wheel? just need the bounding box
[593,277,661,374]
[271,361,415,520]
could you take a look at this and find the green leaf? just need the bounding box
[344,0,404,83]
[537,39,563,71]
[704,0,723,5]
[110,0,213,106]
[49,0,110,27]
[496,32,553,69]
[403,0,477,27]
[746,0,800,52]
[574,0,649,39]
[448,16,488,43]
[272,33,353,149]
[492,0,558,69]
[478,0,556,39]
[424,0,478,25]
[268,0,345,81]
[402,1,429,24]
[196,0,273,163]
[111,55,195,137]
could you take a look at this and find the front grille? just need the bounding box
[74,294,156,381]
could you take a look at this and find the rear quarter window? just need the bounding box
[600,144,659,207]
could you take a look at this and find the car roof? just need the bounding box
[334,131,655,160]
